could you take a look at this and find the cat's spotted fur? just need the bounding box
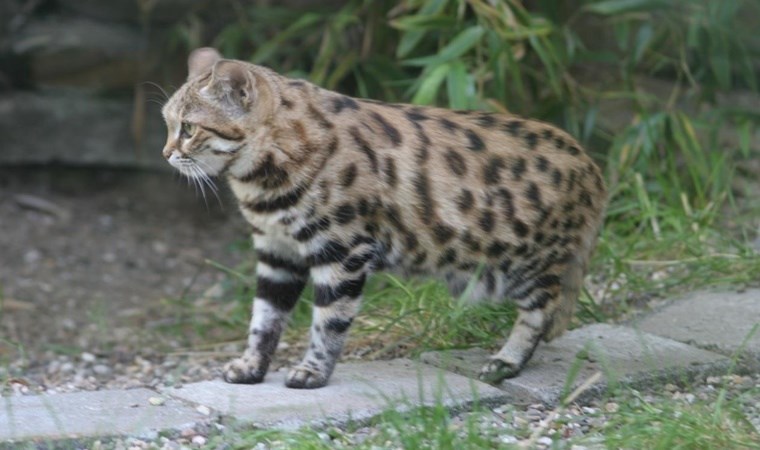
[162,48,606,389]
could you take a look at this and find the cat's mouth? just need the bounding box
[167,152,220,203]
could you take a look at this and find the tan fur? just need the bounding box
[162,48,607,388]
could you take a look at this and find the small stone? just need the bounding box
[537,436,553,446]
[499,435,518,444]
[148,396,166,406]
[93,364,112,376]
[604,402,619,413]
[196,405,211,416]
[191,436,206,447]
[81,352,96,363]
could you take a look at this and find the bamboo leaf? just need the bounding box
[412,63,450,105]
[403,26,485,67]
[585,0,669,16]
[396,0,450,58]
[446,60,470,109]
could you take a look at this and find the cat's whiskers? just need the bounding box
[189,159,223,208]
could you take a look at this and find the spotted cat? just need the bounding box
[161,48,606,389]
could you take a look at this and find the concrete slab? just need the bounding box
[162,359,507,429]
[634,288,760,370]
[0,388,207,442]
[421,324,730,405]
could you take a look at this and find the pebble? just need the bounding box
[81,352,96,363]
[196,405,211,416]
[148,396,166,406]
[191,435,207,446]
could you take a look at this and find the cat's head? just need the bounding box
[161,48,281,180]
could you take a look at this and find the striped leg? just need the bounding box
[479,285,559,384]
[285,240,374,389]
[223,248,308,384]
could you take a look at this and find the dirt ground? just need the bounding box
[0,167,253,391]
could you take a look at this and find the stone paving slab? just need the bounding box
[162,359,507,429]
[634,288,760,371]
[421,323,730,405]
[0,388,206,442]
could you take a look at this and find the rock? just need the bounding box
[0,90,168,168]
[59,0,209,24]
[9,16,145,89]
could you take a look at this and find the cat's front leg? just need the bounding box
[286,241,372,389]
[223,248,308,384]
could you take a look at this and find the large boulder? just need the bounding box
[0,89,169,168]
[58,0,207,24]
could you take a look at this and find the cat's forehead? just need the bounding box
[162,81,210,121]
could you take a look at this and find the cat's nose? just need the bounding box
[162,146,174,159]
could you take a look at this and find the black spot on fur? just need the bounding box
[437,248,458,267]
[476,114,497,128]
[245,185,306,213]
[439,117,459,132]
[503,120,524,137]
[256,250,309,277]
[281,97,294,109]
[484,156,506,185]
[554,137,566,150]
[238,153,289,189]
[511,157,527,180]
[524,131,539,150]
[349,126,378,173]
[383,156,398,187]
[496,188,515,219]
[465,129,486,151]
[343,251,374,273]
[535,155,550,172]
[526,182,542,205]
[432,223,456,244]
[460,230,481,252]
[580,190,593,207]
[325,318,353,334]
[308,103,334,129]
[486,240,509,258]
[457,189,474,212]
[444,149,468,177]
[479,210,495,233]
[314,274,366,306]
[332,95,360,113]
[357,197,370,216]
[513,219,529,238]
[306,240,350,266]
[568,145,581,156]
[413,171,435,222]
[371,111,402,146]
[551,169,563,187]
[406,108,430,122]
[256,277,306,311]
[294,216,332,242]
[333,203,357,225]
[340,164,358,188]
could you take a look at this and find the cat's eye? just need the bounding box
[180,121,196,139]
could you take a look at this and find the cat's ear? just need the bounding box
[203,60,255,110]
[188,47,222,79]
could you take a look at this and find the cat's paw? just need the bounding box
[223,357,266,384]
[285,366,329,389]
[478,358,521,384]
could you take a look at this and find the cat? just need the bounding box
[161,47,606,389]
